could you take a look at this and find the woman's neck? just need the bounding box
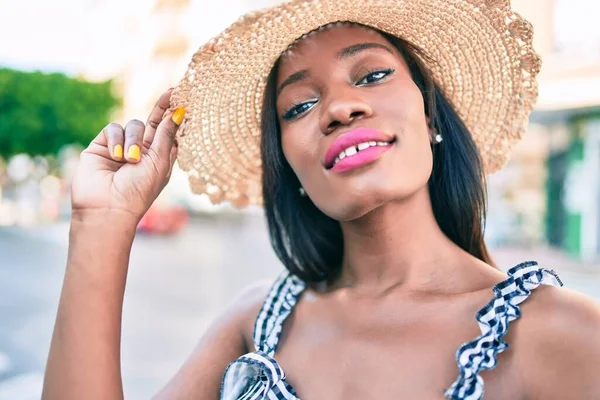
[334,187,477,295]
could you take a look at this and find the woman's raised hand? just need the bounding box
[71,89,185,223]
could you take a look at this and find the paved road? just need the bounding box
[0,215,598,399]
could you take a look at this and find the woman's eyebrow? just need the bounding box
[337,42,394,60]
[277,69,310,96]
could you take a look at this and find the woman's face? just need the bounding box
[276,24,434,221]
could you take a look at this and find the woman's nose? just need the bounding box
[319,91,373,134]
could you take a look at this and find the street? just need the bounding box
[0,214,599,399]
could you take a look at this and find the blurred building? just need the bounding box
[81,0,279,118]
[501,0,600,261]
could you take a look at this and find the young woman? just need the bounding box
[43,1,600,399]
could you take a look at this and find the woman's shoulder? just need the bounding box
[515,280,600,338]
[227,279,276,351]
[510,281,600,397]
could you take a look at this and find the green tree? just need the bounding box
[0,68,121,158]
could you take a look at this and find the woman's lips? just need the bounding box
[329,141,394,173]
[324,127,395,172]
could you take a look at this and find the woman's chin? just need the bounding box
[316,193,393,222]
[316,185,426,222]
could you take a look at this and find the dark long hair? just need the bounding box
[261,29,494,283]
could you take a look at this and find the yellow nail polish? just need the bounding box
[172,107,186,125]
[113,144,123,158]
[128,144,140,161]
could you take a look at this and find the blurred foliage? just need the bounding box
[0,67,121,158]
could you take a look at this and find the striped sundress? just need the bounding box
[220,261,563,400]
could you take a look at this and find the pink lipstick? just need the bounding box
[324,128,394,173]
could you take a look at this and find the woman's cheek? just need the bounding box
[282,131,311,177]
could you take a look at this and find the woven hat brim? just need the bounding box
[170,0,541,207]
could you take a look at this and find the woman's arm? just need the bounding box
[43,213,263,400]
[42,89,262,399]
[42,212,136,399]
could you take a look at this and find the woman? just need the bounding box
[43,0,600,399]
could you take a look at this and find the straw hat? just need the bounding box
[169,0,541,207]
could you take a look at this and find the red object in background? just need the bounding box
[137,204,189,235]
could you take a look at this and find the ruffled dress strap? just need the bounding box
[444,261,564,400]
[220,272,306,400]
[220,351,300,400]
[252,271,307,356]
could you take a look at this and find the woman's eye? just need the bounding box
[356,69,395,86]
[282,100,317,121]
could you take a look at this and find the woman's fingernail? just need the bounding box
[113,144,123,158]
[172,107,186,125]
[128,144,140,161]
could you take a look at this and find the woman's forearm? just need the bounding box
[42,211,138,400]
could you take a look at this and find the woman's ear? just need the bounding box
[426,116,434,143]
[426,116,442,144]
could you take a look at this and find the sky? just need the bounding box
[0,0,92,75]
[1,0,598,76]
[0,0,273,78]
[554,0,600,53]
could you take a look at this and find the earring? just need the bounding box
[430,126,443,144]
[299,187,307,197]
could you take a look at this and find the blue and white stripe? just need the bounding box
[222,263,562,400]
[444,262,563,400]
[221,272,305,400]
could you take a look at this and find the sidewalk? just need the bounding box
[3,219,599,275]
[492,245,600,275]
[0,221,71,246]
